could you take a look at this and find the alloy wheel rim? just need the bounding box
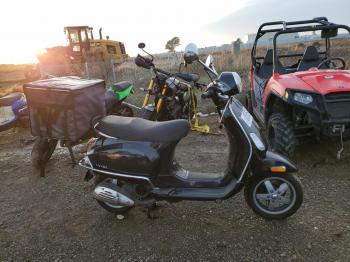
[253,177,296,215]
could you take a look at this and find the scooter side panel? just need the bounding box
[88,138,165,177]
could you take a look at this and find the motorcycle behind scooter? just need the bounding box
[79,44,303,220]
[0,92,28,132]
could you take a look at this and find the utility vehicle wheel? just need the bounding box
[244,173,303,220]
[267,113,296,157]
[31,137,58,169]
[94,175,133,215]
[246,91,253,113]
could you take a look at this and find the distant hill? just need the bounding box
[205,0,350,41]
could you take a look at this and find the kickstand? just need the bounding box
[337,128,345,160]
[67,143,76,167]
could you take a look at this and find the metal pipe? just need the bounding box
[99,28,103,40]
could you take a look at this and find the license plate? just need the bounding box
[0,106,15,124]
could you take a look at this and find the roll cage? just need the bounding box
[251,17,350,74]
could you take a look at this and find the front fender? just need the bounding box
[260,150,297,173]
[251,150,297,176]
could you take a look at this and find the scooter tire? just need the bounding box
[244,173,303,220]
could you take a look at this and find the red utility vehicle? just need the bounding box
[247,17,350,157]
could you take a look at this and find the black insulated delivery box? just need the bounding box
[23,77,106,142]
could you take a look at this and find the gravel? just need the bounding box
[0,127,349,261]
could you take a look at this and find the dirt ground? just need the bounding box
[0,122,349,261]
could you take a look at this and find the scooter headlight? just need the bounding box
[249,133,266,151]
[293,92,313,105]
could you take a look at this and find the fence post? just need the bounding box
[85,62,90,79]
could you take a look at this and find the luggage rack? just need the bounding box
[256,17,331,36]
[24,77,107,177]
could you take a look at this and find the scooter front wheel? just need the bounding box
[244,173,303,220]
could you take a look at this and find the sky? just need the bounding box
[1,0,349,64]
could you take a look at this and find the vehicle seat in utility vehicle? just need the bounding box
[257,49,287,79]
[297,46,323,71]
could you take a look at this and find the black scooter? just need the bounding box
[79,44,303,220]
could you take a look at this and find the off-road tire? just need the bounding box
[267,113,296,157]
[244,173,303,220]
[246,91,253,113]
[94,175,133,215]
[31,137,58,169]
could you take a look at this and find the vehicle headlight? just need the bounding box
[293,93,313,104]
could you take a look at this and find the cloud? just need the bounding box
[205,0,350,41]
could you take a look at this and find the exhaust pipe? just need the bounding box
[93,186,134,206]
[99,28,103,40]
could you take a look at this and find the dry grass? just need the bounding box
[0,64,36,73]
[1,40,349,100]
[0,84,23,98]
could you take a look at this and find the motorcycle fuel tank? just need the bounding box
[87,137,164,177]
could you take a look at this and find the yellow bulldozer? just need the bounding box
[36,26,128,76]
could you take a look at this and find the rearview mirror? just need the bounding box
[321,28,338,38]
[205,55,214,68]
[204,54,218,77]
[184,43,199,65]
[138,42,146,49]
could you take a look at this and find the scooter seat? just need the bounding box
[111,81,132,92]
[96,115,189,142]
[0,92,23,107]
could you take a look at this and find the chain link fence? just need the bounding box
[38,53,187,112]
[37,37,350,116]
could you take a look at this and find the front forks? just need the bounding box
[142,80,154,107]
[142,79,167,115]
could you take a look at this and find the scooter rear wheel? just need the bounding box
[244,173,303,220]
